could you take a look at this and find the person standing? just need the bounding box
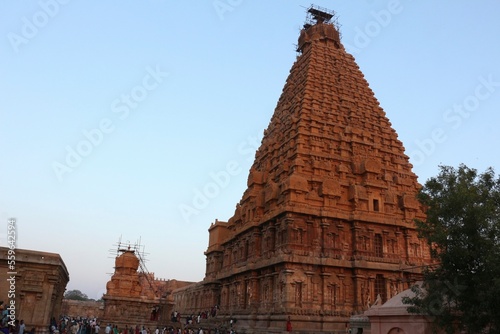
[19,320,26,334]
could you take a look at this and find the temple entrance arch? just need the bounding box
[387,328,405,334]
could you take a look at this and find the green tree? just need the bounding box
[404,164,500,334]
[64,289,90,301]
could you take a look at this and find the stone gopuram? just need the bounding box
[173,6,432,333]
[102,248,193,330]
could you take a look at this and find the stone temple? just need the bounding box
[173,6,432,333]
[101,246,193,329]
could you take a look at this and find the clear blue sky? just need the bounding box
[1,1,500,299]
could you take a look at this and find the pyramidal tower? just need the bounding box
[178,6,431,333]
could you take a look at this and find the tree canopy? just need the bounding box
[404,164,500,334]
[64,289,91,301]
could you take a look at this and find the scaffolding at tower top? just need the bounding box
[303,4,341,37]
[109,236,158,297]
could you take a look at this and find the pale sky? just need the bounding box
[1,1,500,299]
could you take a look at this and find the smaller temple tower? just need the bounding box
[102,246,161,328]
[102,242,194,330]
[105,249,143,298]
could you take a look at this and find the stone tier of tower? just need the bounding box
[180,10,432,334]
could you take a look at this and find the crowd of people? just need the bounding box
[1,302,232,334]
[1,302,32,334]
[180,305,218,326]
[42,314,235,334]
[1,318,32,334]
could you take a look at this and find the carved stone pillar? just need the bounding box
[337,273,346,306]
[320,219,330,254]
[353,272,366,312]
[249,273,259,312]
[403,229,411,263]
[351,222,361,255]
[252,229,262,258]
[320,272,331,310]
[282,269,294,309]
[305,271,314,306]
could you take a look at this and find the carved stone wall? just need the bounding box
[61,300,103,319]
[0,247,69,334]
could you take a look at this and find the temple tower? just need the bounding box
[102,240,196,330]
[199,6,431,333]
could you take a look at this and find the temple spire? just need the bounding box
[199,6,432,331]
